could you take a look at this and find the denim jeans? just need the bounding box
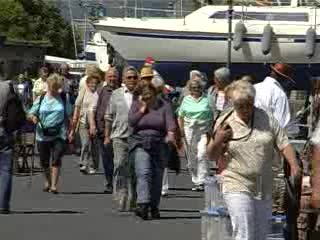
[79,125,99,170]
[97,137,114,186]
[134,147,164,209]
[0,149,13,211]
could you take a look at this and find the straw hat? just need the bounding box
[271,63,294,83]
[140,66,154,79]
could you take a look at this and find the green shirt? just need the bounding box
[178,95,213,130]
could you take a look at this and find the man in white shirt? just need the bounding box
[254,63,293,128]
[255,63,294,215]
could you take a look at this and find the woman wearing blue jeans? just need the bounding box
[128,83,176,220]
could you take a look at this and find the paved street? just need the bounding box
[0,155,203,240]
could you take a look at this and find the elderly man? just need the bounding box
[96,68,120,193]
[254,63,292,128]
[104,66,139,211]
[254,63,293,215]
[208,67,231,116]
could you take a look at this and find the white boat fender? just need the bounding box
[233,22,247,51]
[305,27,316,58]
[261,24,273,55]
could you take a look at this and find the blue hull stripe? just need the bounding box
[116,31,320,43]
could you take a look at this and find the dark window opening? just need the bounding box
[210,11,309,22]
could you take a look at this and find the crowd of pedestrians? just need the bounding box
[1,58,320,240]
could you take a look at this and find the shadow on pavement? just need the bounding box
[157,216,200,220]
[169,187,192,191]
[167,194,203,199]
[160,209,200,213]
[10,210,84,214]
[60,191,106,195]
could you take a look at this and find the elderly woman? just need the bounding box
[207,80,302,240]
[28,74,72,193]
[208,67,231,115]
[129,82,176,220]
[178,79,213,191]
[70,72,102,174]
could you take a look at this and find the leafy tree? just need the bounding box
[0,0,80,58]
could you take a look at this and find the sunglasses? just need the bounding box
[127,76,138,80]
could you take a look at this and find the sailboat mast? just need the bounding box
[227,0,233,69]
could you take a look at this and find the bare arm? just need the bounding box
[207,126,232,161]
[280,144,302,177]
[177,117,184,137]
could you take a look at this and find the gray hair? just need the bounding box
[190,70,203,81]
[106,67,119,75]
[227,80,256,104]
[214,67,231,87]
[122,65,138,76]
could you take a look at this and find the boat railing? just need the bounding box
[104,6,193,19]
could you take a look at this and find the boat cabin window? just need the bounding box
[85,52,97,61]
[209,11,309,22]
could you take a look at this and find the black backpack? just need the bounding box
[3,89,26,133]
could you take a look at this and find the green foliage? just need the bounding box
[0,0,80,58]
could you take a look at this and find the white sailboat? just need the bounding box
[94,0,320,88]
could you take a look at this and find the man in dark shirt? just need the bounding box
[0,81,14,214]
[96,67,120,193]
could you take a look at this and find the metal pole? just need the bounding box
[227,0,233,69]
[135,0,137,18]
[180,0,183,17]
[68,0,78,59]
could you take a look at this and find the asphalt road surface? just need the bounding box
[0,155,203,240]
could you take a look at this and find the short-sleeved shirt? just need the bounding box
[215,107,289,200]
[254,76,291,128]
[32,78,47,98]
[178,94,213,132]
[29,95,72,141]
[75,88,99,125]
[311,120,320,145]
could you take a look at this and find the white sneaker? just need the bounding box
[88,168,96,175]
[80,165,87,174]
[161,190,169,197]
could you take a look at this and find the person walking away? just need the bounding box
[178,79,213,191]
[254,63,293,215]
[28,74,72,193]
[0,81,26,214]
[129,83,176,219]
[207,80,302,240]
[70,73,102,174]
[104,66,139,211]
[96,67,120,193]
[208,67,232,117]
[32,67,49,101]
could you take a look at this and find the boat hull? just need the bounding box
[96,29,320,89]
[98,29,320,64]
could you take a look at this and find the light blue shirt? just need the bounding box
[29,95,72,141]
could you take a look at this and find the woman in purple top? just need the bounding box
[128,83,176,220]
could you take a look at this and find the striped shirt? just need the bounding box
[215,108,289,200]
